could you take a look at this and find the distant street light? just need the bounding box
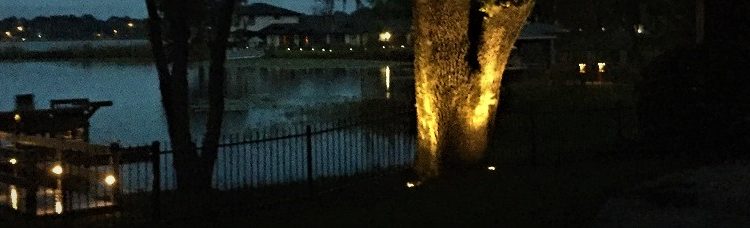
[4,31,11,37]
[113,29,118,34]
[8,158,17,165]
[16,26,23,32]
[127,22,135,28]
[14,114,21,122]
[598,62,607,73]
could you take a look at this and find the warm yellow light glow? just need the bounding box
[13,114,21,122]
[9,158,17,165]
[487,166,496,171]
[378,31,392,42]
[4,31,11,37]
[579,63,587,74]
[127,22,134,28]
[406,181,422,188]
[51,165,63,175]
[55,200,63,214]
[16,26,23,32]
[113,29,118,34]
[104,175,117,186]
[598,62,606,73]
[382,46,386,49]
[406,182,415,188]
[400,45,405,48]
[10,185,18,210]
[635,24,645,34]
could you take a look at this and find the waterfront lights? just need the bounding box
[487,166,496,171]
[382,46,386,49]
[349,48,353,51]
[378,31,392,42]
[322,48,326,52]
[51,165,63,175]
[401,45,405,48]
[14,114,21,122]
[9,158,17,165]
[578,63,587,74]
[113,29,118,34]
[4,31,11,37]
[104,175,117,186]
[299,48,303,51]
[127,22,134,28]
[406,181,421,188]
[16,26,23,32]
[598,62,606,73]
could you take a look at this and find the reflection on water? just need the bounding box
[9,185,18,210]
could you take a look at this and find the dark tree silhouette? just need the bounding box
[145,0,237,191]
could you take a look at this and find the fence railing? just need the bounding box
[1,103,637,221]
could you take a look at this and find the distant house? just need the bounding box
[510,23,569,70]
[230,3,303,48]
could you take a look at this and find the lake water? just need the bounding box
[0,58,417,214]
[0,59,415,145]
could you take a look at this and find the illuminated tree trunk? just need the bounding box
[414,0,535,177]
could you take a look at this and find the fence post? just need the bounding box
[109,143,122,206]
[306,125,314,194]
[150,141,161,221]
[616,101,624,139]
[528,109,538,166]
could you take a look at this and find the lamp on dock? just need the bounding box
[104,175,117,186]
[51,164,63,175]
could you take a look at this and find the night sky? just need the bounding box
[0,0,353,19]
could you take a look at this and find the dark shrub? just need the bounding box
[637,44,750,156]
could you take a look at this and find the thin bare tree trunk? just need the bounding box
[200,0,237,190]
[413,0,535,178]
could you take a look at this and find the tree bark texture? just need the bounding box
[414,0,535,177]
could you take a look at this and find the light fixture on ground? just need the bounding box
[51,164,63,175]
[104,175,117,186]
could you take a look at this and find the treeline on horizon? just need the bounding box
[0,15,146,41]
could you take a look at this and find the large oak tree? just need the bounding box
[414,0,535,177]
